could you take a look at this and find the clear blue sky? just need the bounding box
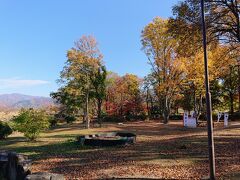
[0,0,179,97]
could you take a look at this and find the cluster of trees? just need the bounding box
[50,38,145,128]
[51,0,239,127]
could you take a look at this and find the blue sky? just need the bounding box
[0,0,179,97]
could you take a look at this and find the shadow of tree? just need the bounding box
[1,121,239,179]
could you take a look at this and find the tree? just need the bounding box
[118,74,144,118]
[143,75,154,118]
[12,109,50,141]
[207,0,240,44]
[105,71,120,116]
[168,0,239,56]
[104,72,144,119]
[221,66,239,115]
[179,45,235,121]
[91,65,107,125]
[168,0,240,118]
[141,17,185,124]
[58,35,104,129]
[50,86,83,123]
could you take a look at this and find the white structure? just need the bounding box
[183,112,197,128]
[224,113,229,127]
[217,112,229,127]
[217,112,223,122]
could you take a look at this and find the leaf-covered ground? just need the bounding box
[1,120,240,179]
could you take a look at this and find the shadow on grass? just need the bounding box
[3,139,101,160]
[1,121,239,179]
[0,136,26,145]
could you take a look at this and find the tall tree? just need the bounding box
[91,65,107,125]
[58,35,103,129]
[141,17,184,124]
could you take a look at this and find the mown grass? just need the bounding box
[0,122,116,160]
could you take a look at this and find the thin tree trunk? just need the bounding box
[163,96,169,124]
[85,91,90,129]
[229,66,234,117]
[146,89,151,119]
[97,99,102,127]
[230,92,234,116]
[195,95,202,124]
[150,95,154,118]
[120,93,123,116]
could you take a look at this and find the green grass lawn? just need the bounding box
[1,121,240,179]
[0,123,101,160]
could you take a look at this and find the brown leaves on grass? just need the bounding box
[26,121,240,179]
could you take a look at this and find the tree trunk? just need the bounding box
[97,99,102,127]
[229,66,234,117]
[195,95,202,124]
[120,93,123,116]
[105,94,108,112]
[146,89,151,119]
[150,95,154,118]
[229,91,234,116]
[85,91,90,129]
[163,96,169,124]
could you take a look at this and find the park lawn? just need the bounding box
[0,120,240,180]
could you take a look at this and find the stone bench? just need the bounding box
[26,172,65,180]
[0,152,65,180]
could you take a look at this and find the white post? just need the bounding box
[217,112,222,122]
[224,113,229,127]
[183,111,196,128]
[183,112,188,127]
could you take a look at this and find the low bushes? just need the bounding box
[229,112,240,121]
[65,116,76,123]
[103,113,149,122]
[169,114,183,120]
[0,121,12,139]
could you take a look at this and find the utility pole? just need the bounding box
[237,59,240,112]
[238,65,240,112]
[200,0,216,179]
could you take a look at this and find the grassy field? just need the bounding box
[0,120,240,179]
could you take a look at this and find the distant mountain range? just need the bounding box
[0,93,54,111]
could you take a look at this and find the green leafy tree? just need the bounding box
[50,86,82,123]
[12,109,50,141]
[58,35,104,129]
[91,65,107,125]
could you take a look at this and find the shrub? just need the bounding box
[103,115,123,122]
[138,113,148,121]
[0,121,12,139]
[49,116,58,127]
[229,112,240,121]
[12,109,50,141]
[169,114,183,120]
[65,116,76,123]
